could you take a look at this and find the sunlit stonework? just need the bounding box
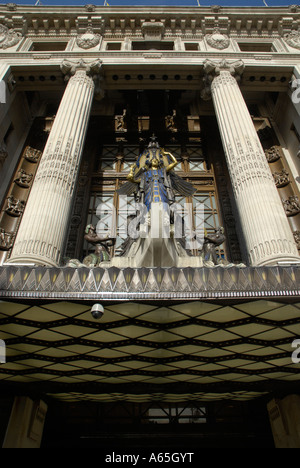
[0,23,21,49]
[76,28,101,49]
[0,3,300,449]
[206,28,230,50]
[284,30,300,50]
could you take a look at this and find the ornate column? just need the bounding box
[202,59,299,266]
[8,59,103,267]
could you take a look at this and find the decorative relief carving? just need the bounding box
[141,21,165,41]
[60,59,103,79]
[206,28,230,50]
[24,146,42,164]
[283,30,300,50]
[165,110,177,133]
[76,28,101,49]
[282,196,300,216]
[115,109,127,133]
[201,59,244,100]
[265,146,281,163]
[5,196,25,217]
[6,3,17,10]
[293,230,300,249]
[0,228,14,250]
[14,169,33,188]
[0,23,22,49]
[272,169,290,188]
[85,4,96,11]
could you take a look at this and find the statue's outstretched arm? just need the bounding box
[163,150,178,172]
[127,163,141,183]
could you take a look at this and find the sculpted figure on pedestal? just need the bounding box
[82,224,115,267]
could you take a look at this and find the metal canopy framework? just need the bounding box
[0,265,299,403]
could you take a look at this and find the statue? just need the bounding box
[118,214,139,257]
[66,137,246,269]
[82,224,115,267]
[112,136,200,267]
[202,227,226,265]
[118,136,197,211]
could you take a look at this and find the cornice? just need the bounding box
[0,5,299,38]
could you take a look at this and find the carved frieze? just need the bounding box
[14,169,33,188]
[0,23,22,49]
[76,28,101,49]
[0,228,14,250]
[206,28,230,50]
[293,230,300,249]
[283,30,300,50]
[24,146,42,164]
[272,169,290,188]
[282,196,300,216]
[265,146,281,163]
[5,196,25,217]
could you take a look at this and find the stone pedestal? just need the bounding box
[203,59,300,266]
[7,60,102,267]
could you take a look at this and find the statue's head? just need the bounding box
[151,158,159,168]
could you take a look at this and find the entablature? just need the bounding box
[0,5,300,55]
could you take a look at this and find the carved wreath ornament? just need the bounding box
[284,30,300,50]
[206,29,230,50]
[76,28,101,49]
[0,23,22,49]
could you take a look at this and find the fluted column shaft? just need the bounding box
[8,60,102,267]
[203,59,299,266]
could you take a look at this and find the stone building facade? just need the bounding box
[0,3,300,448]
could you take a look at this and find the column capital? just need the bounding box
[60,58,104,98]
[203,59,245,78]
[60,58,103,80]
[201,59,245,100]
